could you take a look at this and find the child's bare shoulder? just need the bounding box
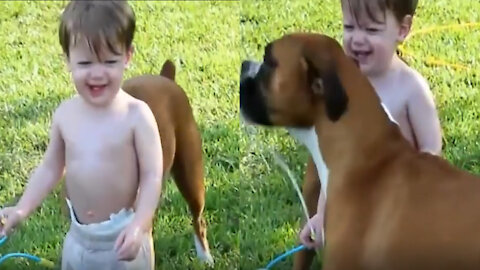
[123,92,154,121]
[51,95,82,125]
[400,63,432,100]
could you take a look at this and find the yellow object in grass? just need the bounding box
[39,258,56,268]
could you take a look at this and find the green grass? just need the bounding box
[0,0,479,269]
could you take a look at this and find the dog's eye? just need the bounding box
[263,56,278,68]
[267,59,278,68]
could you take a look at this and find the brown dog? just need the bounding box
[122,60,213,265]
[62,60,213,265]
[240,33,480,270]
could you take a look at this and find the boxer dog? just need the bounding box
[122,60,213,265]
[239,33,480,270]
[63,60,214,265]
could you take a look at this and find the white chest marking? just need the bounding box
[287,127,329,199]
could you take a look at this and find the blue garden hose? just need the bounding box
[0,236,6,246]
[260,244,308,269]
[0,236,55,268]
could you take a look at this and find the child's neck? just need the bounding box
[81,89,125,113]
[367,54,404,89]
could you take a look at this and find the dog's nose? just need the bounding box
[241,61,254,75]
[240,60,262,81]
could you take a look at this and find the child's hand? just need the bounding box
[0,206,26,236]
[114,223,143,261]
[299,213,325,249]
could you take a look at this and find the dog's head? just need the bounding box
[240,33,353,128]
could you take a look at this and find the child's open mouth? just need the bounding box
[353,50,372,64]
[88,84,107,97]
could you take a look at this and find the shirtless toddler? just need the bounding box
[299,0,443,250]
[0,1,163,269]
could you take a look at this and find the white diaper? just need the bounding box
[65,199,135,240]
[62,199,154,270]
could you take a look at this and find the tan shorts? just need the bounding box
[61,199,154,270]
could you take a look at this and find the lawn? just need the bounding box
[0,0,479,269]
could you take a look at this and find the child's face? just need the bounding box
[66,37,132,107]
[341,2,410,76]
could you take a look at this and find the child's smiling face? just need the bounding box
[67,36,132,107]
[341,0,411,76]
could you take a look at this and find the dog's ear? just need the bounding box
[302,50,348,122]
[160,60,176,81]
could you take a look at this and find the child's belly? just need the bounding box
[64,150,139,224]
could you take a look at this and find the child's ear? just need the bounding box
[397,15,413,42]
[125,45,134,68]
[64,54,72,72]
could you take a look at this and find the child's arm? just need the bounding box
[299,189,326,249]
[114,101,163,261]
[407,77,443,155]
[0,108,65,234]
[316,186,326,242]
[15,109,66,216]
[130,101,164,232]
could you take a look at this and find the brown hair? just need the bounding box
[59,0,136,58]
[343,0,418,24]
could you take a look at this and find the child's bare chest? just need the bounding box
[379,94,407,120]
[377,91,416,144]
[371,69,411,122]
[61,115,135,162]
[374,78,410,121]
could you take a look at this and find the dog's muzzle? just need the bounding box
[240,60,262,81]
[239,60,272,126]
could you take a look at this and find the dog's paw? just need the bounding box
[194,234,214,266]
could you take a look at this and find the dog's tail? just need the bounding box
[160,60,176,81]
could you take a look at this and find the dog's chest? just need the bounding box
[287,127,329,197]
